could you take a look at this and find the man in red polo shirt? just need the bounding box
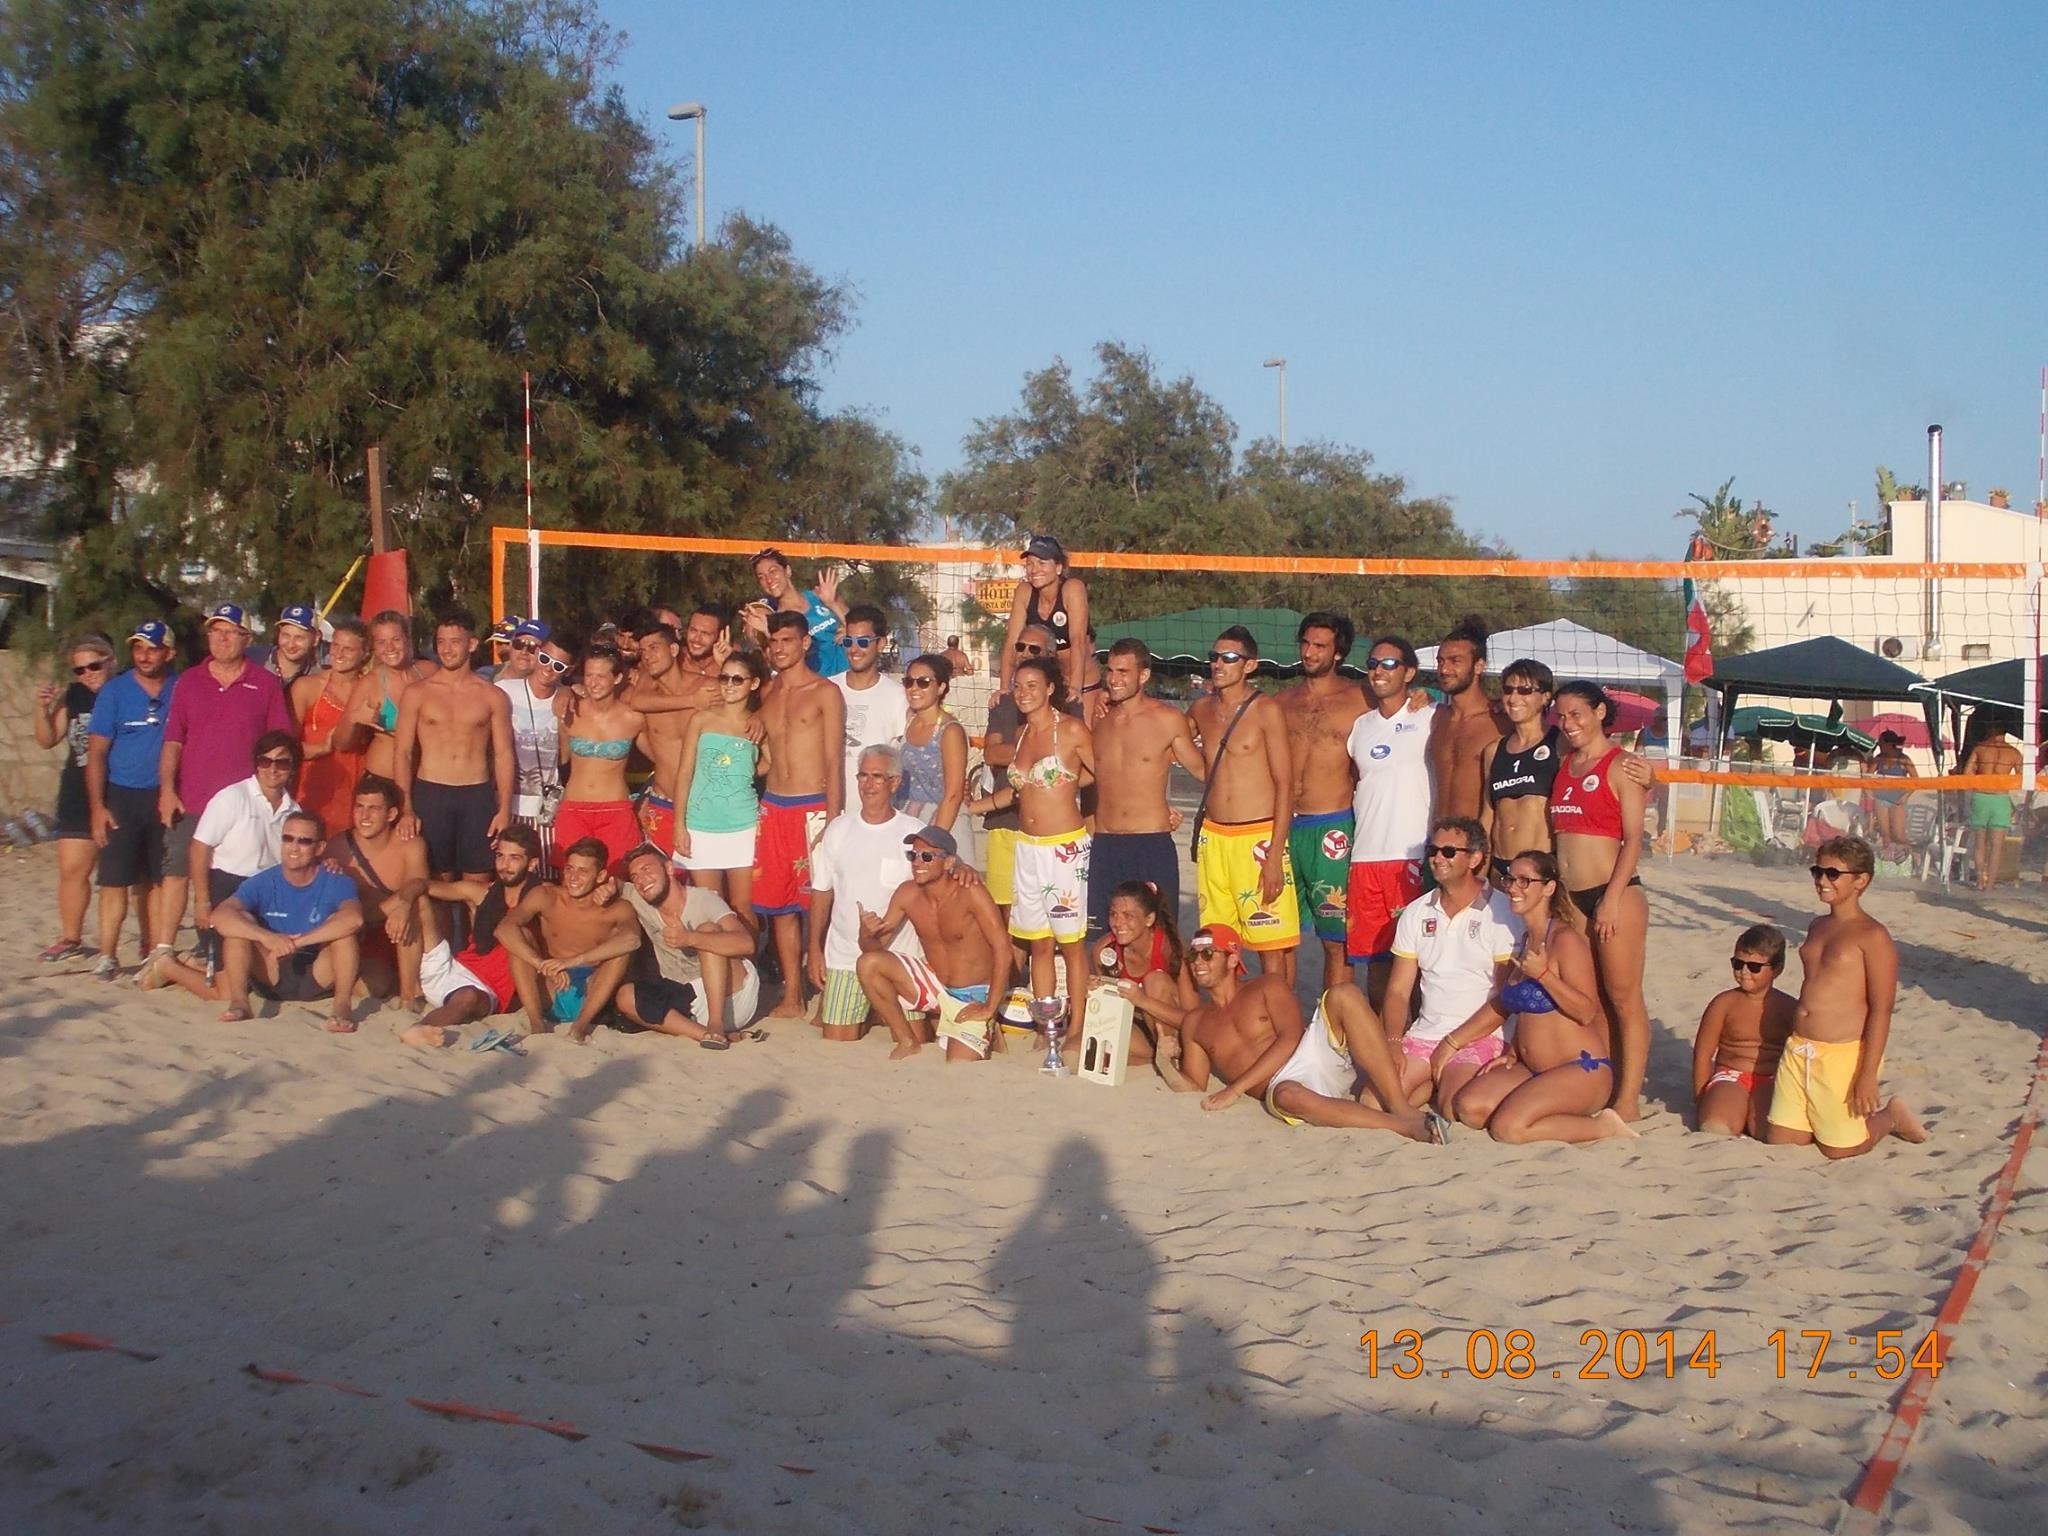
[149,603,292,983]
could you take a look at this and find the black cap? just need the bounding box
[906,824,959,858]
[1022,534,1065,563]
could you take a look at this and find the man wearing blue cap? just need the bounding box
[84,620,180,979]
[264,603,322,699]
[152,603,292,984]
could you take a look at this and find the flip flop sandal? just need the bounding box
[697,1033,730,1050]
[469,1027,506,1054]
[1423,1109,1453,1145]
[38,940,86,963]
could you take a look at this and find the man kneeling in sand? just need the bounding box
[1765,835,1928,1158]
[1126,924,1304,1111]
[496,836,642,1041]
[403,824,544,1048]
[610,842,763,1046]
[855,825,1011,1061]
[328,773,431,1010]
[155,809,364,1031]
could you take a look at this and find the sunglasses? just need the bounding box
[1364,656,1405,671]
[72,660,109,675]
[1501,683,1545,696]
[905,675,938,688]
[908,849,944,863]
[257,754,297,769]
[535,653,570,674]
[844,635,879,649]
[1208,650,1247,664]
[1014,642,1045,655]
[1809,865,1857,882]
[717,672,752,685]
[1730,958,1771,974]
[280,833,321,846]
[512,639,539,652]
[1424,843,1471,860]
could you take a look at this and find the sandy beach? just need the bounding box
[2,845,2042,1534]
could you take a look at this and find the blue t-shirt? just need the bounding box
[88,668,178,790]
[232,864,356,937]
[801,590,848,678]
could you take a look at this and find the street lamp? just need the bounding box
[666,101,707,250]
[1263,357,1288,451]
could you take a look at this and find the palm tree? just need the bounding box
[1675,478,1774,557]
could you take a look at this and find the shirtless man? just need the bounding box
[393,610,514,914]
[1764,836,1927,1158]
[1134,925,1306,1111]
[856,825,1011,1061]
[327,774,432,1009]
[1427,616,1510,823]
[756,610,847,1017]
[1189,627,1298,981]
[1088,639,1206,938]
[409,825,543,1048]
[1277,612,1373,985]
[1959,715,2022,891]
[496,836,643,1041]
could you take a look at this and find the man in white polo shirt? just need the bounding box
[1379,815,1522,1114]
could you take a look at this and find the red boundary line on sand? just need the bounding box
[1844,1025,2048,1521]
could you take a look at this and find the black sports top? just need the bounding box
[1028,582,1072,653]
[1487,725,1564,806]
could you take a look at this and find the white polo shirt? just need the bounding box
[1347,703,1433,862]
[192,774,304,879]
[1390,885,1523,1045]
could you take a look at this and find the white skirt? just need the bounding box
[678,824,757,872]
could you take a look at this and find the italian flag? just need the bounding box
[1682,577,1714,683]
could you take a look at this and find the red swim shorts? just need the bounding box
[1346,857,1425,965]
[752,792,828,917]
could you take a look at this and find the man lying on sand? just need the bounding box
[1766,836,1928,1158]
[1131,924,1304,1111]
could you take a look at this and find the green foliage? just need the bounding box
[1,0,923,644]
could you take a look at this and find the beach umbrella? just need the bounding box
[1728,708,1876,757]
[1546,687,1661,735]
[1848,712,1933,749]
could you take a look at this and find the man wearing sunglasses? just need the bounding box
[1344,635,1433,1006]
[494,619,570,872]
[853,825,1010,1061]
[829,605,907,808]
[151,808,363,1032]
[1127,925,1304,1111]
[1190,627,1299,980]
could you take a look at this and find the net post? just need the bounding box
[489,526,507,631]
[527,528,543,621]
[2024,559,2042,798]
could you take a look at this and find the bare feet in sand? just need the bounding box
[1887,1097,1930,1143]
[325,1014,358,1034]
[765,994,810,1021]
[889,1041,922,1061]
[219,1004,251,1022]
[1591,1108,1641,1139]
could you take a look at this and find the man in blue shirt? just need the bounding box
[85,620,180,980]
[155,809,363,1032]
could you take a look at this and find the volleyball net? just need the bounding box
[490,526,2044,853]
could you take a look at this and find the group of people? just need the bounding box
[30,536,1923,1154]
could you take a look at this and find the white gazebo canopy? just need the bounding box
[1416,618,1685,751]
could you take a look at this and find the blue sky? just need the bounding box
[598,2,2048,558]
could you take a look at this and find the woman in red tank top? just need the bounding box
[1549,681,1650,1123]
[294,619,370,835]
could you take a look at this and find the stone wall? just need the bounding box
[0,649,65,817]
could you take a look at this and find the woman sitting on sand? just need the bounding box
[1094,880,1194,1066]
[1549,680,1651,1122]
[1442,850,1634,1143]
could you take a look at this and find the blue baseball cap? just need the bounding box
[276,603,318,632]
[204,602,248,631]
[514,618,552,643]
[129,619,172,648]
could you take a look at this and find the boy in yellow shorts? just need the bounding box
[1766,836,1928,1158]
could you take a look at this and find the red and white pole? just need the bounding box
[524,370,540,618]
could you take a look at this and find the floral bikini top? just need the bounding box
[1007,711,1079,792]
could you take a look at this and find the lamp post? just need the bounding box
[1263,356,1288,451]
[666,101,707,250]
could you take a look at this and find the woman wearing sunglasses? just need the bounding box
[551,645,648,875]
[895,654,969,849]
[34,633,117,963]
[1550,680,1651,1122]
[671,649,769,920]
[1442,850,1633,1143]
[1479,658,1563,882]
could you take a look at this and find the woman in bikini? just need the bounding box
[976,656,1094,1021]
[1443,850,1634,1142]
[1094,880,1195,1066]
[292,618,370,835]
[352,610,434,780]
[552,645,647,873]
[672,649,768,923]
[1549,680,1651,1122]
[999,534,1090,699]
[895,654,970,845]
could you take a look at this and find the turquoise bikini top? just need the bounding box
[568,735,632,760]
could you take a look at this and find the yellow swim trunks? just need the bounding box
[1194,817,1300,953]
[1766,1033,1881,1149]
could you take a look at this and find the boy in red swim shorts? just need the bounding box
[1691,922,1796,1138]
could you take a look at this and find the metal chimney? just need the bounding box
[1925,425,1942,658]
